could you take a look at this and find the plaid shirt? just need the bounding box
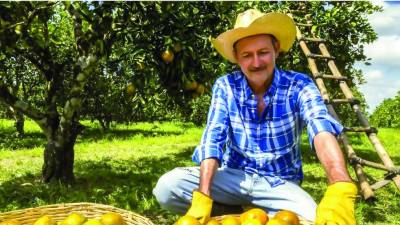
[192,68,343,187]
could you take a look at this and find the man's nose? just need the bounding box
[252,55,261,67]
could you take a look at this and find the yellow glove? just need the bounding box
[315,182,358,225]
[185,190,213,224]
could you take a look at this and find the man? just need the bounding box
[153,9,357,225]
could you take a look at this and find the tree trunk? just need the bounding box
[14,110,25,137]
[42,120,84,183]
[9,106,25,137]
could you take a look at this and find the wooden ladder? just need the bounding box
[293,18,400,200]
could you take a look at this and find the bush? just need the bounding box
[370,92,400,128]
[189,94,211,126]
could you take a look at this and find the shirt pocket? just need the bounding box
[266,109,297,153]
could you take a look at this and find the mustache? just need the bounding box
[248,65,267,72]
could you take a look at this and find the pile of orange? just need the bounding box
[174,208,300,225]
[0,212,126,225]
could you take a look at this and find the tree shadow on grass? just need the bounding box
[0,129,46,150]
[354,147,400,166]
[0,126,184,151]
[0,147,194,224]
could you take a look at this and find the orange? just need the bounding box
[205,219,220,225]
[62,213,86,225]
[126,83,136,96]
[173,43,183,53]
[100,212,125,225]
[195,84,205,95]
[241,218,263,225]
[82,220,102,225]
[161,50,174,63]
[34,215,56,225]
[265,218,290,225]
[184,81,198,91]
[220,216,240,225]
[240,208,269,225]
[174,215,200,225]
[273,210,300,225]
[0,220,22,225]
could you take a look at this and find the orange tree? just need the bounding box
[370,91,400,128]
[0,1,130,182]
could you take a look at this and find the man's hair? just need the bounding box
[233,34,278,54]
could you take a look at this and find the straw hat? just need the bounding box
[211,9,296,63]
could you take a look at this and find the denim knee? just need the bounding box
[153,170,176,206]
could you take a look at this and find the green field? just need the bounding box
[0,119,399,225]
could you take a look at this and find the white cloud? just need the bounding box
[354,1,400,113]
[369,2,400,35]
[365,70,384,79]
[364,35,400,67]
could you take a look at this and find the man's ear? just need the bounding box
[274,41,281,59]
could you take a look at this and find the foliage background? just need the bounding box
[1,1,399,225]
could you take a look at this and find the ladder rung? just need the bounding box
[370,179,392,190]
[300,36,326,43]
[349,156,389,171]
[325,98,360,105]
[343,126,378,134]
[295,22,313,27]
[306,53,335,60]
[314,73,348,81]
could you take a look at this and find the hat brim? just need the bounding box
[212,12,296,63]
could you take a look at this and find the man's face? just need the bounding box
[234,34,280,87]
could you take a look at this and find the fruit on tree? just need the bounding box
[161,50,174,63]
[184,81,198,91]
[126,83,136,96]
[173,43,183,52]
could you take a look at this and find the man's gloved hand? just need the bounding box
[185,190,213,224]
[316,182,358,225]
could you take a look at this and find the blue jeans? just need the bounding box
[153,167,317,221]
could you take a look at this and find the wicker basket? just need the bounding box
[0,203,154,225]
[212,214,313,225]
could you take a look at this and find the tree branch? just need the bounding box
[0,83,46,122]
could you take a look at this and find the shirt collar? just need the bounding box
[241,68,282,101]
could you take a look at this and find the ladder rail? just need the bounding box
[295,24,375,199]
[294,19,400,199]
[318,39,400,189]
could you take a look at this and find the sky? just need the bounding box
[354,1,400,113]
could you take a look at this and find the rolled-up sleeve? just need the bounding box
[192,79,229,165]
[298,77,343,150]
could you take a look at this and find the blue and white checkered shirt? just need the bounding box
[192,68,343,187]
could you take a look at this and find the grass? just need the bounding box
[0,119,399,225]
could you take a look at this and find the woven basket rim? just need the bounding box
[0,202,154,225]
